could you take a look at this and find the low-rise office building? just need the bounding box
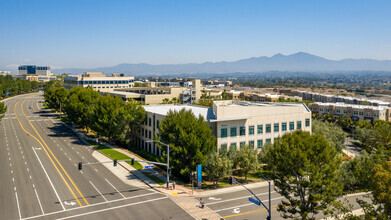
[309,102,391,123]
[106,79,202,105]
[18,65,51,81]
[213,100,311,151]
[136,100,312,155]
[63,72,134,90]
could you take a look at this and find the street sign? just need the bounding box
[249,197,261,206]
[145,165,154,169]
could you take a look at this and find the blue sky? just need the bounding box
[1,0,391,69]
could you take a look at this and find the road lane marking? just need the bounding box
[21,191,159,220]
[223,205,279,218]
[34,188,45,214]
[205,191,277,205]
[19,100,89,206]
[14,101,82,207]
[105,178,125,198]
[214,196,284,212]
[89,181,108,202]
[32,146,66,211]
[57,197,168,220]
[15,191,22,220]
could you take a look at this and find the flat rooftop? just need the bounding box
[143,105,215,120]
[312,102,391,110]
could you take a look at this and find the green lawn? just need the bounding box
[142,172,165,186]
[86,139,143,170]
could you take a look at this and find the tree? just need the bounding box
[340,151,386,192]
[355,120,372,129]
[92,94,124,139]
[312,119,345,152]
[358,160,391,219]
[64,86,100,132]
[158,109,216,179]
[336,115,353,131]
[121,99,146,146]
[204,151,232,186]
[234,145,259,182]
[0,101,7,122]
[265,130,343,219]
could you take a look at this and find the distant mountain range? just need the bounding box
[51,52,391,75]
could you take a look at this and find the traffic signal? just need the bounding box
[114,159,117,167]
[229,176,237,185]
[168,168,172,175]
[131,158,135,165]
[78,162,82,170]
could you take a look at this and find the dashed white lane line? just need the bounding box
[94,169,98,172]
[30,175,32,179]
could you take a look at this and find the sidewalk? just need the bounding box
[157,184,223,220]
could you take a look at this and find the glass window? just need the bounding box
[240,142,245,148]
[220,144,227,151]
[274,123,279,132]
[230,143,237,150]
[297,120,302,129]
[266,124,271,133]
[257,125,263,134]
[149,131,151,139]
[221,128,228,138]
[156,120,160,129]
[305,118,310,127]
[257,140,263,149]
[230,127,237,137]
[240,126,246,136]
[289,122,294,131]
[249,141,254,149]
[149,118,151,126]
[249,126,254,135]
[266,139,271,144]
[282,122,287,131]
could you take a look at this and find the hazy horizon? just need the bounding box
[1,0,391,69]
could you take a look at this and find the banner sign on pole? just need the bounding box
[197,165,202,188]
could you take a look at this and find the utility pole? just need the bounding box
[146,140,170,189]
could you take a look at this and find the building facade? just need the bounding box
[213,100,312,151]
[136,100,312,155]
[63,72,134,90]
[309,102,391,123]
[18,65,51,81]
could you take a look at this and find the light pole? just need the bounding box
[146,140,170,189]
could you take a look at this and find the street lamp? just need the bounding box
[146,140,170,189]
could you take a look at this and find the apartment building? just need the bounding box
[309,102,391,123]
[290,90,390,107]
[63,72,134,90]
[136,100,312,155]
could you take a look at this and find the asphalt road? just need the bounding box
[0,93,192,220]
[198,182,370,219]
